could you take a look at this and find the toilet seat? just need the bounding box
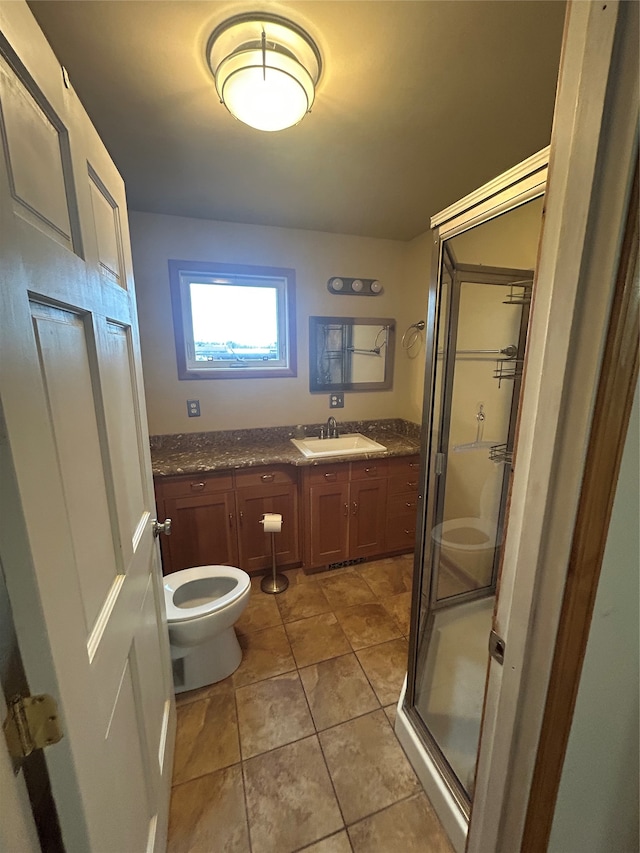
[432,517,497,552]
[164,565,250,623]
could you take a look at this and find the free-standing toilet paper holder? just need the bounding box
[260,513,289,594]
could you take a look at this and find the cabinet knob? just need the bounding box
[351,501,358,516]
[152,518,172,538]
[405,501,416,508]
[261,473,275,482]
[343,503,349,517]
[190,481,205,491]
[404,529,415,536]
[324,471,337,480]
[364,466,377,475]
[409,462,419,469]
[407,481,418,488]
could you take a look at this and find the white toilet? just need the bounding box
[431,465,504,585]
[163,565,251,693]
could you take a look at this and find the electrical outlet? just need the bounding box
[329,392,344,409]
[187,399,200,417]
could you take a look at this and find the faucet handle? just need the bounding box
[319,426,325,440]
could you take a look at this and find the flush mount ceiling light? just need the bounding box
[206,13,322,132]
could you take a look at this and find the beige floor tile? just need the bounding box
[172,682,239,785]
[243,735,344,853]
[236,671,315,759]
[235,588,283,635]
[357,559,414,598]
[381,591,412,636]
[384,703,398,729]
[334,602,403,650]
[319,710,420,825]
[277,580,332,623]
[299,653,379,731]
[283,567,316,585]
[356,638,409,706]
[348,793,455,853]
[168,765,249,853]
[285,612,351,668]
[301,831,353,852]
[233,624,296,688]
[320,571,377,609]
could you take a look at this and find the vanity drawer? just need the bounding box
[307,463,350,485]
[235,465,297,488]
[387,455,420,495]
[387,493,419,518]
[155,472,234,499]
[350,459,389,480]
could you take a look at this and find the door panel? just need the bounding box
[30,302,118,633]
[0,54,76,250]
[0,7,174,851]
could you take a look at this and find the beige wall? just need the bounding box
[130,211,431,434]
[396,229,434,427]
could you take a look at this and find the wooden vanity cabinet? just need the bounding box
[304,460,388,569]
[385,455,421,552]
[156,473,238,574]
[154,466,301,575]
[235,467,300,573]
[349,461,388,559]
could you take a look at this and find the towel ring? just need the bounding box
[401,320,426,350]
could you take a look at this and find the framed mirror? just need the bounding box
[309,316,395,392]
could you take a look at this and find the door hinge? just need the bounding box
[489,629,505,665]
[435,452,446,475]
[3,694,63,771]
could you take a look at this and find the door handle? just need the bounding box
[152,518,172,538]
[261,473,275,482]
[351,501,358,516]
[343,503,349,517]
[190,481,205,491]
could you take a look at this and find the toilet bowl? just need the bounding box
[164,565,251,693]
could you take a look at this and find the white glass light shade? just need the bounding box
[216,48,315,132]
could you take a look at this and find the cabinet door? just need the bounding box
[349,478,388,558]
[236,483,300,572]
[309,482,350,567]
[161,492,238,574]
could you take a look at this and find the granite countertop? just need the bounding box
[151,419,421,477]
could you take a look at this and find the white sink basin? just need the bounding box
[291,433,387,458]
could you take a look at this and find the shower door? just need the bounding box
[405,191,546,815]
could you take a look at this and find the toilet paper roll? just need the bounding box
[261,513,282,533]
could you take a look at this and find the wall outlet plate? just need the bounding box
[329,392,344,409]
[187,399,200,417]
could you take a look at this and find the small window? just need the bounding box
[169,260,297,379]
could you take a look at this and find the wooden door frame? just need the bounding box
[522,161,638,851]
[467,2,639,849]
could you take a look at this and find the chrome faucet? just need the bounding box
[326,416,338,439]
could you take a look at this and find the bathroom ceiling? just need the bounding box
[27,1,566,241]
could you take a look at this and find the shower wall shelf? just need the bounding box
[489,444,514,465]
[503,280,533,305]
[494,359,524,387]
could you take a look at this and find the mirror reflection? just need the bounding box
[309,316,395,391]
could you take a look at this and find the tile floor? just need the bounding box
[167,555,454,853]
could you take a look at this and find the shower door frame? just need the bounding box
[427,257,533,613]
[404,147,549,820]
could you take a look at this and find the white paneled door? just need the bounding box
[0,4,175,851]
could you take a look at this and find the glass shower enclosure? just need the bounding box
[398,152,548,847]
